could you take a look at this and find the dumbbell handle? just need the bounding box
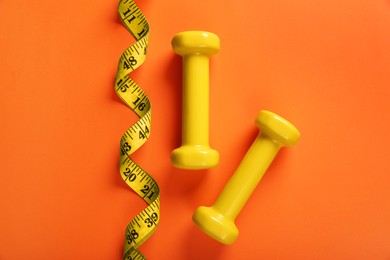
[181,54,210,146]
[214,135,281,219]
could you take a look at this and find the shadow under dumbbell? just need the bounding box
[164,52,183,150]
[185,224,225,260]
[162,53,210,196]
[164,167,209,199]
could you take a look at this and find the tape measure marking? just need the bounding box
[115,0,159,259]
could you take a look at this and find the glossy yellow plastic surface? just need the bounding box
[171,31,220,169]
[192,110,301,244]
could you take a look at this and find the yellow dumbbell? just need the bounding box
[192,110,300,244]
[171,31,220,170]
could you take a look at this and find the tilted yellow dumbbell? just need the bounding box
[193,110,300,244]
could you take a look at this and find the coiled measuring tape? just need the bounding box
[115,0,159,259]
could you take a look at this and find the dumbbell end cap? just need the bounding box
[172,31,220,56]
[256,110,301,147]
[171,145,219,169]
[193,206,238,245]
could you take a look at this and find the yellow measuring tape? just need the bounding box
[115,0,159,259]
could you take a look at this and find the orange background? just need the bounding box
[1,0,390,259]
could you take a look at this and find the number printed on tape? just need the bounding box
[115,0,159,259]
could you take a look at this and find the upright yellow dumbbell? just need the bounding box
[193,110,300,244]
[171,31,220,170]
